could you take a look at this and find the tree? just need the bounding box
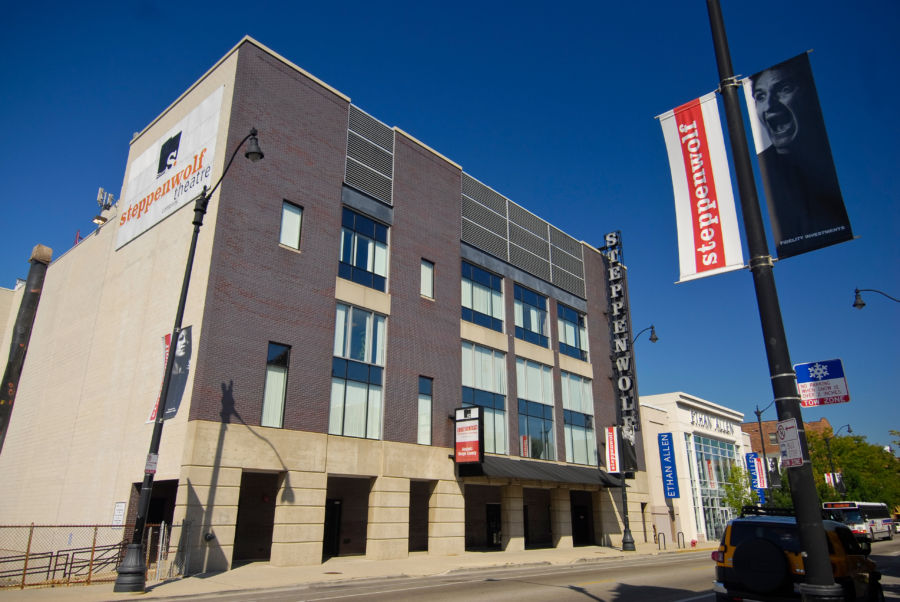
[769,466,793,509]
[723,465,756,515]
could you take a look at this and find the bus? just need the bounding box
[823,502,894,542]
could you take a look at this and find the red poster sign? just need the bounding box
[454,407,483,464]
[706,459,717,489]
[146,333,171,423]
[606,427,620,473]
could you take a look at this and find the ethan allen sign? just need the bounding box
[689,410,735,435]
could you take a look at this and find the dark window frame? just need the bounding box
[339,207,389,292]
[514,283,549,348]
[461,261,503,333]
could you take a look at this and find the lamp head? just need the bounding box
[649,325,658,343]
[846,425,852,434]
[853,289,866,310]
[245,128,264,163]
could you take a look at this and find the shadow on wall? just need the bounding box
[184,380,292,572]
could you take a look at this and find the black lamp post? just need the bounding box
[824,425,851,500]
[853,288,900,310]
[114,128,263,594]
[618,325,658,552]
[754,404,773,506]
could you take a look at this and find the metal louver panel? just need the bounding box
[551,267,586,298]
[551,246,585,279]
[462,196,507,237]
[463,219,509,261]
[508,202,549,240]
[509,222,550,260]
[550,226,583,260]
[509,243,551,281]
[462,174,507,217]
[346,158,392,205]
[348,132,392,178]
[349,106,393,152]
[346,105,394,205]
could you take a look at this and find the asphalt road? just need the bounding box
[140,538,900,602]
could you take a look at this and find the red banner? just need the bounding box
[146,333,171,423]
[606,427,620,473]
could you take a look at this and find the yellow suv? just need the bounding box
[712,507,883,602]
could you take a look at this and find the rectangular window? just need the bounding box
[339,207,389,292]
[516,358,555,460]
[329,303,386,439]
[418,377,433,445]
[261,343,290,428]
[514,284,548,348]
[461,262,503,332]
[421,260,434,299]
[557,303,588,362]
[768,433,777,445]
[561,371,597,466]
[279,201,303,249]
[461,342,507,454]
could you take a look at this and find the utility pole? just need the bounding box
[705,2,843,600]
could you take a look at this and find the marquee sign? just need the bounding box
[603,231,639,472]
[454,407,484,464]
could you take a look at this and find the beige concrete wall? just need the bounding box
[0,48,242,526]
[0,284,23,371]
[550,488,573,548]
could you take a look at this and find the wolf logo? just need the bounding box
[156,132,182,178]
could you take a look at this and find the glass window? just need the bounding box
[261,343,290,428]
[462,342,506,454]
[329,304,386,439]
[339,207,389,292]
[418,377,433,445]
[421,260,434,298]
[516,359,554,460]
[461,262,503,332]
[279,202,303,250]
[768,433,777,445]
[557,303,588,361]
[514,284,549,348]
[561,371,596,465]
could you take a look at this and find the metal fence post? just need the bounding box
[20,524,34,589]
[182,520,192,578]
[86,526,98,585]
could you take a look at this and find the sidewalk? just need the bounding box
[0,541,719,602]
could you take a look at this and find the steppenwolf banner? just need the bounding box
[658,93,744,282]
[116,86,224,249]
[603,232,638,473]
[658,433,680,498]
[742,53,853,259]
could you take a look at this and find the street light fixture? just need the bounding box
[853,288,900,310]
[618,324,659,552]
[824,425,851,500]
[114,128,264,594]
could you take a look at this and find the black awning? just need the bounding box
[458,455,622,488]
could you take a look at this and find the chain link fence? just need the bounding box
[0,520,193,589]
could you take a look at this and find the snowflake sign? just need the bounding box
[794,359,850,407]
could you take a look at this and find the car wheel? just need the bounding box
[888,529,894,541]
[869,582,885,602]
[733,538,788,594]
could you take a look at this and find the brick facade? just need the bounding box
[742,416,832,457]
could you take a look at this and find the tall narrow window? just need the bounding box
[279,202,303,249]
[339,208,389,292]
[421,260,434,298]
[461,262,503,332]
[516,358,555,460]
[461,342,507,454]
[261,343,290,428]
[514,284,548,348]
[330,304,386,439]
[561,372,597,466]
[418,377,433,445]
[557,303,588,361]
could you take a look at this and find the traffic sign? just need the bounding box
[777,418,804,468]
[794,358,850,407]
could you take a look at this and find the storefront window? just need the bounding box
[685,433,737,541]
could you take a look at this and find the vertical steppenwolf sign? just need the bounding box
[606,427,620,473]
[117,87,224,249]
[659,93,744,282]
[454,407,484,464]
[603,232,638,472]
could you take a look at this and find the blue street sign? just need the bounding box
[794,358,850,407]
[658,433,680,498]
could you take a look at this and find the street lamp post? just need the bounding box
[853,288,900,310]
[619,325,658,552]
[824,425,851,500]
[753,406,772,506]
[114,129,263,594]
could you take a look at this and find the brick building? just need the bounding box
[0,37,650,572]
[742,416,832,457]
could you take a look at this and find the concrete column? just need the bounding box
[550,488,573,549]
[500,484,524,552]
[428,480,465,556]
[172,465,241,573]
[367,476,410,560]
[592,487,644,548]
[270,471,327,566]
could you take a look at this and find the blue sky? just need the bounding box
[1,1,897,448]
